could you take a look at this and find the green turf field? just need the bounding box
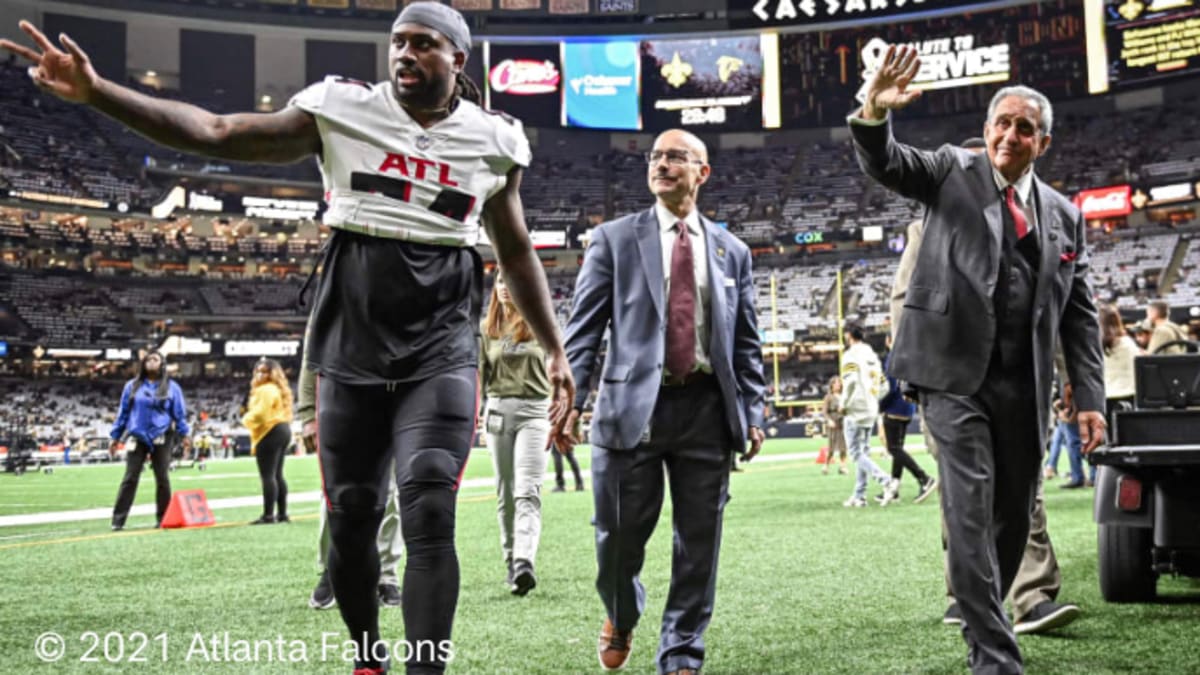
[0,437,1196,674]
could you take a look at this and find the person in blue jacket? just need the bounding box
[109,350,190,530]
[879,336,937,503]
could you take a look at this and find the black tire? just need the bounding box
[1098,523,1157,602]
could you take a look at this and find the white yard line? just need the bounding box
[0,447,901,528]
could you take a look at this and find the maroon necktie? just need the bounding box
[1005,186,1029,240]
[665,221,697,379]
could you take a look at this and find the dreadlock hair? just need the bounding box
[454,72,482,106]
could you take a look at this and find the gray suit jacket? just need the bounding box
[564,208,766,450]
[851,117,1105,441]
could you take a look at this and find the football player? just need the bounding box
[2,4,574,674]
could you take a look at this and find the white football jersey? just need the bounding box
[290,76,532,247]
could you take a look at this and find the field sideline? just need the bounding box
[0,437,1196,674]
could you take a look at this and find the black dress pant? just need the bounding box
[923,356,1041,675]
[111,439,172,527]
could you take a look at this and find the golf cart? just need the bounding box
[1091,342,1200,602]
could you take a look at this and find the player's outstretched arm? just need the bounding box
[0,20,319,163]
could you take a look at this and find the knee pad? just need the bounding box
[404,448,460,487]
[328,485,386,515]
[399,449,460,543]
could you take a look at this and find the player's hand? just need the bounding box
[862,44,922,120]
[301,420,317,441]
[1078,410,1107,454]
[546,349,575,428]
[300,421,318,454]
[551,408,581,454]
[0,20,98,104]
[744,426,765,462]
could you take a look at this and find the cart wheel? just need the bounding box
[1099,523,1157,602]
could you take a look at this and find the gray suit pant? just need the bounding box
[923,361,1043,675]
[923,406,1062,618]
[592,379,732,675]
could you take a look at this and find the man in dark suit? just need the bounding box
[892,138,1082,636]
[851,46,1105,675]
[554,129,766,675]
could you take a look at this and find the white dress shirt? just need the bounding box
[655,201,711,373]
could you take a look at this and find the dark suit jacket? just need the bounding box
[850,117,1105,441]
[564,208,766,450]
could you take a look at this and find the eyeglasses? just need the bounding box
[645,150,704,167]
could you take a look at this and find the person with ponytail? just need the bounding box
[480,272,553,596]
[109,350,190,530]
[242,358,295,524]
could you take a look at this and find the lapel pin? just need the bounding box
[717,247,725,259]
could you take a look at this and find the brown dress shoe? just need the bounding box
[597,618,633,670]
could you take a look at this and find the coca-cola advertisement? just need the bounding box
[485,43,562,128]
[1074,185,1132,220]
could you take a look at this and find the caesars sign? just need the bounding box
[856,35,1009,102]
[486,43,563,128]
[1075,185,1132,220]
[730,0,967,29]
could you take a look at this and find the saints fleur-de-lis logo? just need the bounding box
[661,52,693,88]
[716,56,744,83]
[1118,0,1144,20]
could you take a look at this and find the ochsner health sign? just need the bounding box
[1075,185,1132,220]
[562,41,640,130]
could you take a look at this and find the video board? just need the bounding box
[640,36,768,131]
[1087,0,1200,93]
[779,1,1087,127]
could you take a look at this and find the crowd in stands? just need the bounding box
[2,53,1200,358]
[0,376,249,447]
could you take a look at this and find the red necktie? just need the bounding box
[665,221,696,379]
[1005,186,1029,240]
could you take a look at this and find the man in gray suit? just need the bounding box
[892,139,1081,636]
[852,46,1105,675]
[555,129,766,675]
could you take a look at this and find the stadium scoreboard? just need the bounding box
[1087,0,1200,92]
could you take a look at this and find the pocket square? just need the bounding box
[1060,251,1077,263]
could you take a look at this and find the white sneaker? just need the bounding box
[842,496,867,508]
[879,478,901,506]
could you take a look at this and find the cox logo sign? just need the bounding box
[794,231,825,245]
